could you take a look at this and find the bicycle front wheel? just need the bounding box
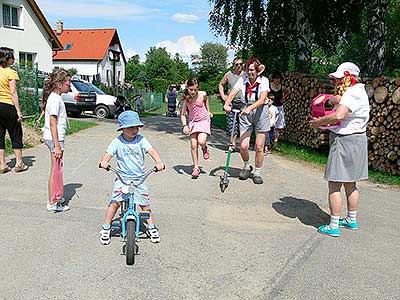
[126,219,136,265]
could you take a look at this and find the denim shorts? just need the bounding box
[44,140,65,152]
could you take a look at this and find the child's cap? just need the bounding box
[117,110,144,131]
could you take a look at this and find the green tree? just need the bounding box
[124,48,193,90]
[171,53,191,83]
[145,47,175,87]
[193,42,227,82]
[125,60,147,83]
[386,0,400,76]
[366,0,389,77]
[209,0,365,73]
[128,54,140,65]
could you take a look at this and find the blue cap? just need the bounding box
[117,111,144,131]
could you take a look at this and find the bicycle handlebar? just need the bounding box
[98,164,164,186]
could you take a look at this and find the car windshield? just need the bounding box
[72,81,105,95]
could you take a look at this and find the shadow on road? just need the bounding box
[64,183,83,203]
[272,196,329,228]
[142,115,230,151]
[9,155,36,167]
[172,164,207,176]
[173,164,193,175]
[209,165,242,178]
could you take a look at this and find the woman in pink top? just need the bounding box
[180,78,213,178]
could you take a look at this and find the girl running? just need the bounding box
[180,78,212,178]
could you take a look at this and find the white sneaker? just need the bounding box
[47,202,70,212]
[146,227,160,243]
[100,228,111,245]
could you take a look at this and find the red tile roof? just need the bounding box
[53,29,126,62]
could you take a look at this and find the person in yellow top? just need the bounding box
[0,47,28,173]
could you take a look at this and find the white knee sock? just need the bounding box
[346,210,357,223]
[329,215,340,228]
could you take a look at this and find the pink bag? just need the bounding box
[311,94,340,129]
[52,157,64,202]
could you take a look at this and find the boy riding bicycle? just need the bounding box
[99,110,164,245]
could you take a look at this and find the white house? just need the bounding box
[0,0,63,72]
[52,24,126,87]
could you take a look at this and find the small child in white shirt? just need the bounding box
[265,98,279,154]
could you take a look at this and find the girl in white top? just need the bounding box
[310,62,370,238]
[41,69,71,212]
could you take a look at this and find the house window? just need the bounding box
[2,4,20,28]
[64,43,73,51]
[19,52,35,68]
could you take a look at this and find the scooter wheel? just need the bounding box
[219,180,228,193]
[220,184,226,193]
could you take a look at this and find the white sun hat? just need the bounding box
[329,62,360,79]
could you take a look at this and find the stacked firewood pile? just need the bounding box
[281,73,400,175]
[281,73,334,148]
[365,77,400,175]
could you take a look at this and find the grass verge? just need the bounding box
[209,98,400,186]
[66,119,97,135]
[5,118,97,155]
[274,142,400,186]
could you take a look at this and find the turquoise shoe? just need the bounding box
[318,225,340,237]
[338,218,359,230]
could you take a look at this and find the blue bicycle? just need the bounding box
[100,165,160,265]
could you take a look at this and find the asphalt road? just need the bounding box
[1,115,399,300]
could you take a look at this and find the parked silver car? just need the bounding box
[89,84,117,119]
[61,80,97,117]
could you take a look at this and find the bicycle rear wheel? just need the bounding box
[126,220,136,265]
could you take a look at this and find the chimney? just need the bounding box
[56,21,63,35]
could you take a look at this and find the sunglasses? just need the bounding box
[234,63,243,67]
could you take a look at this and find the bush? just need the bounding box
[92,82,117,96]
[132,81,145,89]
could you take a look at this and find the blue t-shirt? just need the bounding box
[106,134,152,180]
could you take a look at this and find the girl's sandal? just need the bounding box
[0,166,12,174]
[202,147,210,160]
[191,167,200,179]
[15,162,29,173]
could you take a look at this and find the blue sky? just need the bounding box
[36,0,232,62]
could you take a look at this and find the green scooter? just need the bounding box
[219,109,241,193]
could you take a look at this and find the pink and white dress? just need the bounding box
[186,91,211,135]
